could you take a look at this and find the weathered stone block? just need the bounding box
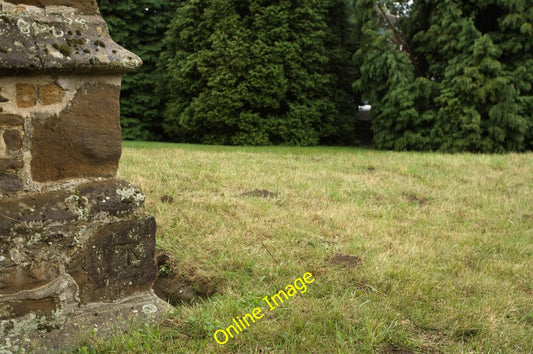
[0,176,22,192]
[0,298,58,321]
[69,216,157,304]
[31,82,122,182]
[78,179,146,218]
[0,179,145,234]
[0,114,23,126]
[0,2,142,75]
[0,88,8,103]
[0,189,79,234]
[0,158,23,170]
[3,129,22,151]
[0,158,23,192]
[0,264,60,295]
[15,83,36,108]
[38,84,65,105]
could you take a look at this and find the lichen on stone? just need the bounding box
[65,194,89,220]
[26,232,42,246]
[141,303,158,315]
[116,187,145,206]
[0,313,40,353]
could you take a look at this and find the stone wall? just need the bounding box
[0,75,123,191]
[0,1,169,351]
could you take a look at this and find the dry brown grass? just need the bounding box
[78,142,533,353]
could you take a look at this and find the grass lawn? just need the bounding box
[76,142,533,353]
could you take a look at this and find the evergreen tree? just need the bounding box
[160,0,357,146]
[323,0,361,144]
[99,0,179,141]
[353,0,533,152]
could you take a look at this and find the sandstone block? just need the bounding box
[0,158,23,171]
[0,179,144,234]
[3,129,22,151]
[0,298,58,321]
[0,264,60,295]
[0,114,24,126]
[16,83,36,108]
[0,158,24,193]
[0,88,8,103]
[31,82,122,182]
[38,84,65,105]
[68,216,157,304]
[0,175,22,192]
[78,179,146,217]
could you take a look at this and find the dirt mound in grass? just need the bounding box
[239,189,278,198]
[328,254,363,267]
[153,253,220,306]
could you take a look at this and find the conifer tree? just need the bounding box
[99,0,179,140]
[160,0,357,146]
[353,0,533,152]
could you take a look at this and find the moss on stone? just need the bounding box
[93,39,106,48]
[52,43,73,57]
[67,38,87,46]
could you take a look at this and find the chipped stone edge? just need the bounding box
[1,291,173,352]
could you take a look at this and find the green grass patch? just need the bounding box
[76,142,533,353]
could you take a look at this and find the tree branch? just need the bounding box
[377,3,420,76]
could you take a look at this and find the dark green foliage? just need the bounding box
[353,0,533,152]
[160,0,357,146]
[99,0,179,141]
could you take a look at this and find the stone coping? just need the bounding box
[4,0,99,13]
[0,1,142,74]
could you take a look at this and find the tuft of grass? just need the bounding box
[75,142,533,353]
